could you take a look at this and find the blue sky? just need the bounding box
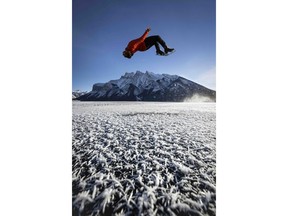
[73,0,216,91]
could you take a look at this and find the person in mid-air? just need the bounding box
[122,28,174,59]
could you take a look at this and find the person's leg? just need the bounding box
[144,35,174,54]
[144,36,162,53]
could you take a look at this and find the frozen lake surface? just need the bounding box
[72,101,216,216]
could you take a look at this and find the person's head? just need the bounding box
[123,50,133,59]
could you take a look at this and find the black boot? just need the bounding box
[164,47,174,54]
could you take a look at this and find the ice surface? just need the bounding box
[72,101,216,215]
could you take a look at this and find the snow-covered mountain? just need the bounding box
[76,71,216,102]
[72,90,87,99]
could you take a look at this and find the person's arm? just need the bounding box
[125,28,151,54]
[139,28,151,41]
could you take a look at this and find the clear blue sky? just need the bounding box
[73,0,216,91]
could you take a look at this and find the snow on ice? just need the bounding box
[72,101,216,216]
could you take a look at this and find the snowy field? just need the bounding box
[72,101,216,216]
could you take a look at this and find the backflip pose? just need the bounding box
[123,28,174,59]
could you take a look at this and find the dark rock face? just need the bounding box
[76,71,216,102]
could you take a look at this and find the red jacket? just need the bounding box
[125,29,149,54]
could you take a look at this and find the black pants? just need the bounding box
[144,35,168,52]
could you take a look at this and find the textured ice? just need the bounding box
[72,101,216,216]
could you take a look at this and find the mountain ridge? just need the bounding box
[76,71,216,102]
